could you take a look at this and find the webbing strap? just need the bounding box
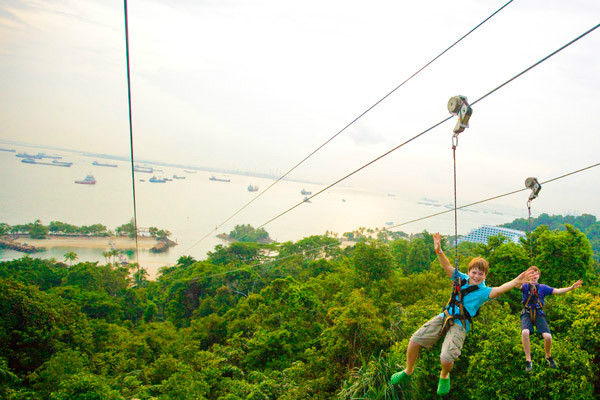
[527,200,533,266]
[523,284,539,323]
[452,134,459,269]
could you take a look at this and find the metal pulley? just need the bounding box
[447,95,473,134]
[525,177,541,201]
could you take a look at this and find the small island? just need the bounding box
[0,219,176,253]
[217,224,274,244]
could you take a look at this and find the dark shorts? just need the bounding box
[521,310,551,335]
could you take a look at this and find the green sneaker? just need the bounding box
[437,376,450,396]
[390,371,411,385]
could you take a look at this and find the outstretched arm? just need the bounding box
[433,232,454,279]
[489,267,537,299]
[553,279,583,295]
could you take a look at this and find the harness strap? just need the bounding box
[441,278,479,335]
[522,284,540,323]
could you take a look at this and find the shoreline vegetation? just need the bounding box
[11,235,159,250]
[0,219,177,254]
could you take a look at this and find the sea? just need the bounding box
[0,144,524,279]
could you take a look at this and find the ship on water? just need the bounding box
[75,175,96,185]
[247,185,259,192]
[38,153,62,160]
[16,152,42,159]
[301,188,312,195]
[150,176,167,183]
[92,161,118,167]
[51,160,73,167]
[134,165,153,173]
[173,175,186,179]
[209,175,231,182]
[21,158,71,167]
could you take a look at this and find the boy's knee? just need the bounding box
[440,354,456,365]
[522,329,530,337]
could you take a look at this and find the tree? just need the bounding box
[116,218,136,238]
[177,255,197,267]
[64,251,78,266]
[405,238,431,274]
[0,223,10,236]
[534,224,595,286]
[29,219,49,239]
[132,268,149,288]
[102,251,111,265]
[352,241,393,282]
[0,279,90,373]
[228,224,271,243]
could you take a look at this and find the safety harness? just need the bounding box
[522,283,543,323]
[441,272,480,335]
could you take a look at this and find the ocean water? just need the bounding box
[0,145,522,278]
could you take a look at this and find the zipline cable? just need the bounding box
[192,161,600,281]
[387,161,600,230]
[180,0,516,254]
[250,24,599,235]
[123,0,140,269]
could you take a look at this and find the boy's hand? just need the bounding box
[515,267,538,285]
[433,232,442,254]
[571,279,583,290]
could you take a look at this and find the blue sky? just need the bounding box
[1,0,599,220]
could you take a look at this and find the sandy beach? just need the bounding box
[13,236,158,250]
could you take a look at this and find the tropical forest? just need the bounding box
[1,214,599,399]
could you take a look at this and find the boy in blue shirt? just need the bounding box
[520,266,582,372]
[390,232,536,396]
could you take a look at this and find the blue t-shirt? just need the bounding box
[521,283,554,314]
[438,271,492,333]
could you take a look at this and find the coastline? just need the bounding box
[13,236,158,250]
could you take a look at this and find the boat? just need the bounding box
[300,188,312,195]
[303,197,311,203]
[149,176,167,183]
[385,221,394,226]
[16,152,42,159]
[173,175,186,179]
[52,160,73,167]
[38,153,62,160]
[134,165,153,173]
[75,175,96,185]
[247,185,259,192]
[209,175,231,182]
[21,158,71,167]
[92,161,118,167]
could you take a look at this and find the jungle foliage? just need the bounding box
[0,222,599,399]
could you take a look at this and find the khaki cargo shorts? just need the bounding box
[410,315,466,362]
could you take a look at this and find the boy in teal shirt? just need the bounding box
[390,232,536,395]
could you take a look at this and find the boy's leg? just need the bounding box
[520,312,535,372]
[440,323,465,377]
[391,316,443,384]
[542,332,553,358]
[405,339,421,374]
[535,314,556,367]
[521,329,532,361]
[390,340,422,384]
[437,323,465,395]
